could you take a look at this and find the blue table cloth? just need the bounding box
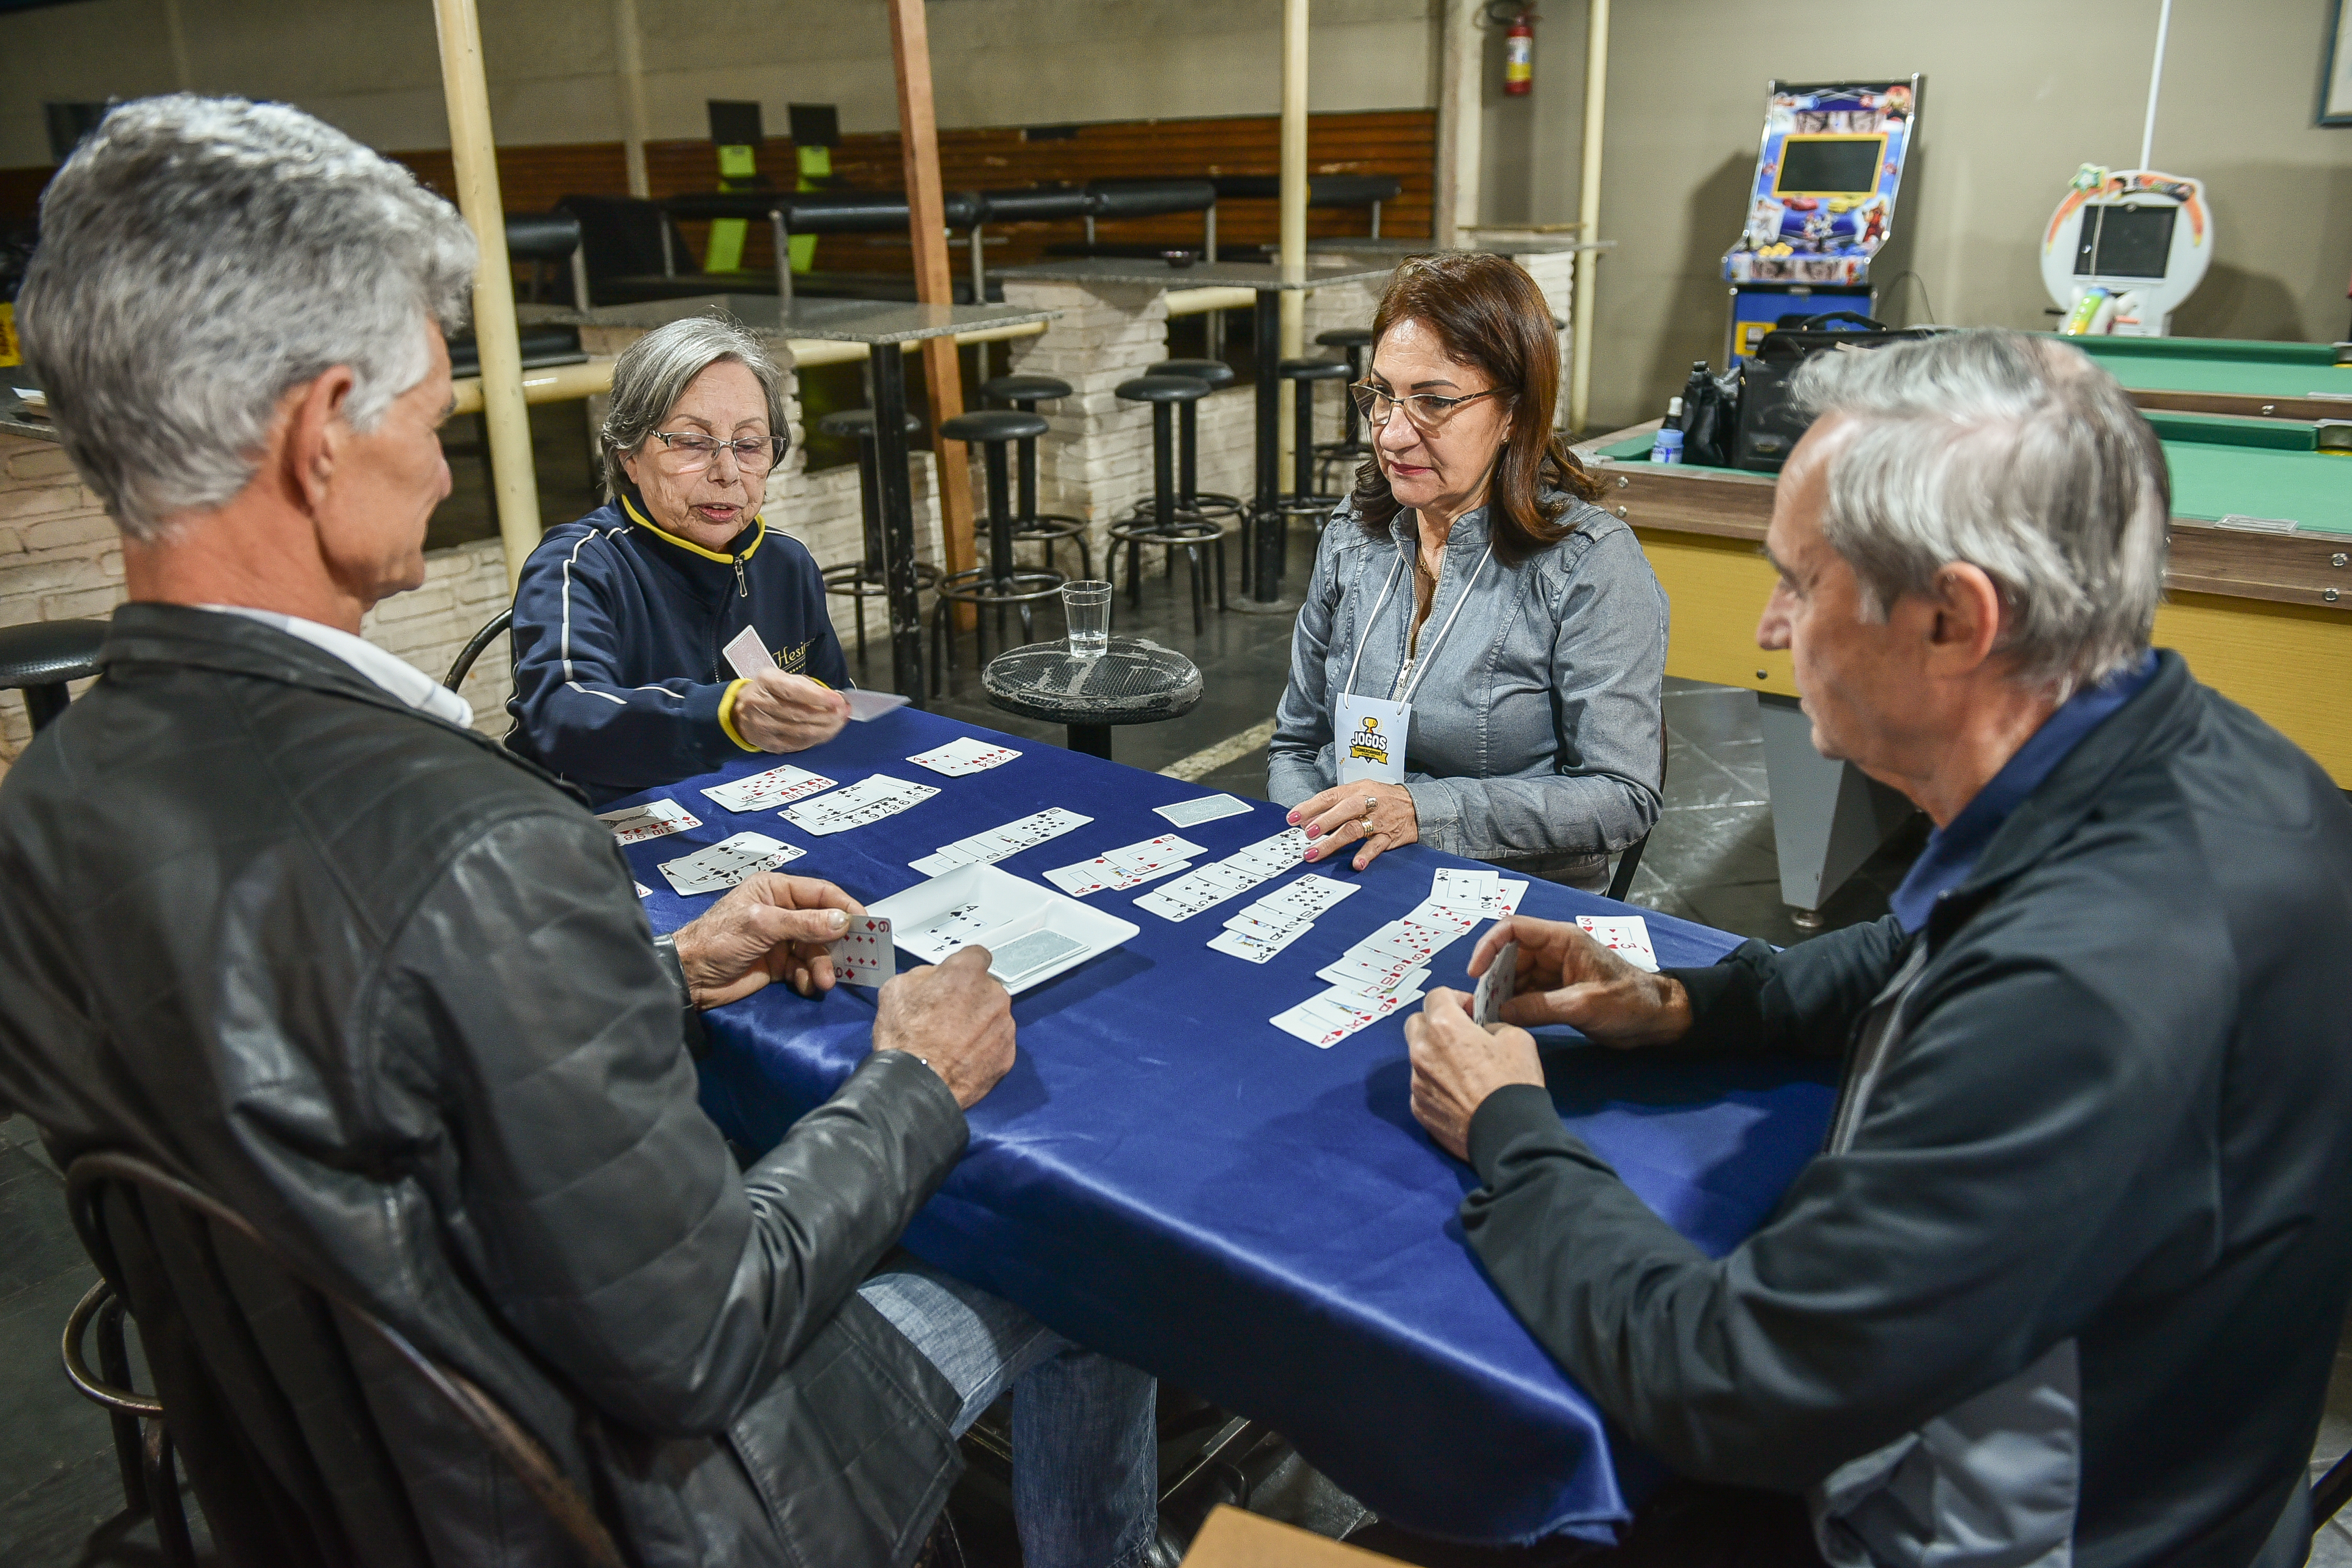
[617,705,1836,1545]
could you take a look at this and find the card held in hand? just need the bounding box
[720,624,773,681]
[1474,939,1519,1028]
[828,915,894,987]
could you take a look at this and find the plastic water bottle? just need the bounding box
[1650,396,1685,464]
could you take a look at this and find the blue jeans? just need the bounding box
[859,1260,1157,1568]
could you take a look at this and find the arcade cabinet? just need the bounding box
[2041,164,2211,336]
[1720,77,1924,364]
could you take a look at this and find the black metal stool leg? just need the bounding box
[1215,538,1228,612]
[1066,723,1114,759]
[24,681,70,732]
[96,1295,147,1515]
[1186,545,1206,634]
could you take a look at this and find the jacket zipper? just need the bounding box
[733,555,748,597]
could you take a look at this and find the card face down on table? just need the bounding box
[869,863,1139,995]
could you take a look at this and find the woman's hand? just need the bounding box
[1288,781,1418,871]
[731,670,850,753]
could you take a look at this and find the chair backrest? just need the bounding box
[557,193,697,284]
[65,1150,623,1568]
[444,607,514,693]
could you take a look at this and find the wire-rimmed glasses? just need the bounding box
[647,431,789,474]
[1346,383,1503,432]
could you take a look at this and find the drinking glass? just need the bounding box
[1061,580,1112,656]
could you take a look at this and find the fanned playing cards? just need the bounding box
[909,808,1092,876]
[656,832,805,896]
[701,764,837,814]
[596,798,700,844]
[781,773,938,836]
[908,737,1020,777]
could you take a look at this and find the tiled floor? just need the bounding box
[4,516,2346,1564]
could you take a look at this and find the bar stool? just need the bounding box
[980,373,1092,580]
[1276,358,1352,532]
[930,410,1066,694]
[1148,356,1256,594]
[1105,375,1228,635]
[817,409,936,667]
[1312,327,1376,491]
[0,618,108,735]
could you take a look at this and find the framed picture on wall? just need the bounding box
[2323,0,2352,125]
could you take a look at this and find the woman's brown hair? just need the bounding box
[1350,252,1603,567]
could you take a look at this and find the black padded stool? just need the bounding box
[1277,357,1353,527]
[981,373,1092,580]
[930,409,1066,694]
[1148,357,1257,595]
[1313,327,1377,489]
[0,618,108,733]
[982,636,1202,760]
[1106,375,1228,634]
[817,409,937,667]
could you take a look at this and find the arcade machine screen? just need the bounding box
[1773,136,1887,199]
[2072,205,2175,280]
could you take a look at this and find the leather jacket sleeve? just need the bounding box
[374,809,967,1438]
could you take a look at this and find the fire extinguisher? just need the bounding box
[1503,9,1534,95]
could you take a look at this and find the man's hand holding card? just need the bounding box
[671,873,866,1006]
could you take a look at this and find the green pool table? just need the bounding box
[1580,413,2352,911]
[2056,334,2352,423]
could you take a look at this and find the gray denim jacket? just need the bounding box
[1268,496,1667,883]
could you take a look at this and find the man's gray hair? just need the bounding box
[601,316,789,501]
[1792,328,2168,698]
[17,95,476,541]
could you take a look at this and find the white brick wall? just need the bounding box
[0,425,526,785]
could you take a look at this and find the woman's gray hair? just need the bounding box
[17,95,475,541]
[1792,328,2168,699]
[601,316,789,500]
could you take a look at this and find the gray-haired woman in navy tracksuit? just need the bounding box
[506,316,851,805]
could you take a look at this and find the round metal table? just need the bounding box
[982,637,1202,760]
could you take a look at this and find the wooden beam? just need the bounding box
[886,0,977,609]
[432,0,543,588]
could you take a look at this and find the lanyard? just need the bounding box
[1342,538,1493,706]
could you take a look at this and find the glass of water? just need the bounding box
[1061,580,1112,656]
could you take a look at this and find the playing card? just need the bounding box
[902,899,998,955]
[1430,866,1502,912]
[1100,835,1206,873]
[1350,921,1456,966]
[843,689,911,721]
[656,832,805,896]
[1190,861,1261,894]
[1134,885,1220,922]
[721,624,773,681]
[1268,1000,1356,1049]
[828,915,895,986]
[1208,922,1308,964]
[784,774,937,835]
[701,764,837,814]
[908,737,1021,777]
[633,881,653,898]
[1250,876,1361,921]
[1154,793,1252,828]
[985,927,1091,988]
[1578,914,1659,972]
[1319,948,1427,993]
[1479,879,1532,920]
[1474,939,1520,1027]
[1223,908,1311,942]
[595,798,701,844]
[913,808,1092,872]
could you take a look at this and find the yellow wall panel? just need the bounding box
[2155,593,2352,785]
[1634,528,1794,697]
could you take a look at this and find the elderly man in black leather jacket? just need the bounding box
[0,97,1157,1568]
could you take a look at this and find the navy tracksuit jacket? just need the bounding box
[505,497,850,804]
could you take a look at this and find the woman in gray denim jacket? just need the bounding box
[1268,253,1667,890]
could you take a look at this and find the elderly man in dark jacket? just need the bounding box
[0,97,1157,1568]
[1408,331,2352,1568]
